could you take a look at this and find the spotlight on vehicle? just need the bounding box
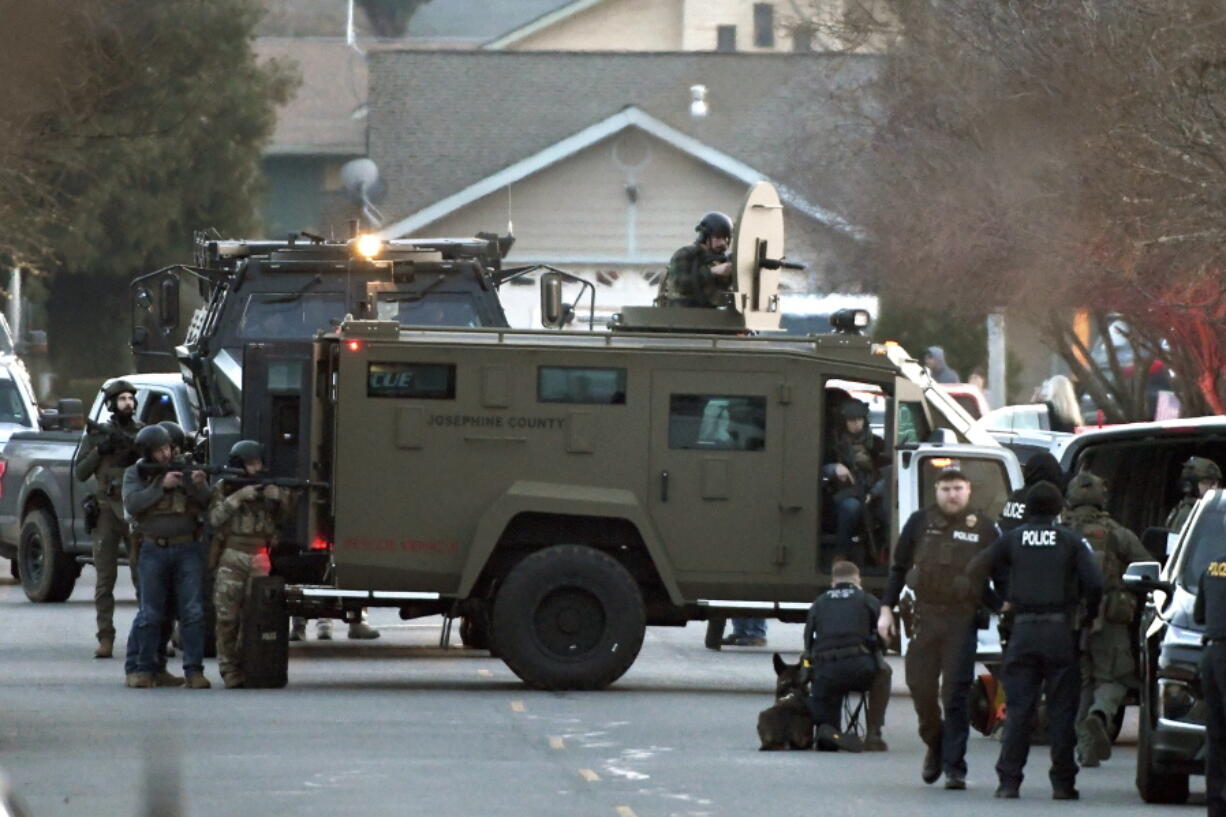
[354,234,383,259]
[831,308,871,335]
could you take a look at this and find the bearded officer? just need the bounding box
[969,481,1103,800]
[657,212,734,308]
[1061,472,1150,767]
[74,379,143,658]
[1167,457,1222,534]
[878,465,1001,789]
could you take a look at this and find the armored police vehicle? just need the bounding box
[128,231,515,583]
[269,184,1023,689]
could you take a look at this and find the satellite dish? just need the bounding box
[341,158,387,205]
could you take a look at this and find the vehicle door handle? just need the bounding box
[660,470,669,503]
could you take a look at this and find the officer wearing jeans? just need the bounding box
[122,425,212,689]
[879,465,1000,789]
[1195,548,1226,817]
[969,481,1103,800]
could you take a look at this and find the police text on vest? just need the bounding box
[1022,530,1057,547]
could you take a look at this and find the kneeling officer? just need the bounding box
[209,440,293,689]
[804,560,889,752]
[969,481,1103,800]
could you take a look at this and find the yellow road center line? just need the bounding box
[578,768,600,782]
[511,700,525,712]
[477,669,492,677]
[615,807,637,817]
[548,736,565,750]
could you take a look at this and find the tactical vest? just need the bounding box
[808,585,873,656]
[96,421,141,497]
[145,487,190,518]
[998,488,1028,532]
[218,490,281,552]
[1062,505,1134,625]
[907,508,986,608]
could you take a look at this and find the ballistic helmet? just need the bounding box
[1182,457,1223,483]
[102,379,138,412]
[134,424,171,458]
[158,421,186,452]
[695,211,733,241]
[228,440,264,468]
[1025,480,1064,517]
[1066,472,1108,510]
[839,400,869,421]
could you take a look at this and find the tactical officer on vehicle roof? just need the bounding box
[969,481,1104,801]
[210,441,293,689]
[1167,456,1222,534]
[657,211,734,308]
[804,560,890,752]
[1061,472,1150,768]
[1195,541,1226,817]
[878,465,1001,790]
[999,452,1064,534]
[122,424,212,690]
[74,379,143,659]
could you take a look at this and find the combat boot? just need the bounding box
[921,740,942,784]
[126,672,154,689]
[153,669,185,688]
[863,727,888,752]
[289,618,306,642]
[223,673,246,689]
[316,619,333,640]
[704,618,724,651]
[1052,784,1080,800]
[95,638,114,659]
[994,783,1020,799]
[184,672,212,690]
[348,621,380,640]
[1081,712,1112,762]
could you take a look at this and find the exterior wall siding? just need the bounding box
[509,0,684,51]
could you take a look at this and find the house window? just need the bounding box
[753,4,774,48]
[716,25,737,52]
[792,26,813,52]
[669,394,766,451]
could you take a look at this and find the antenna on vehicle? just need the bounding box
[506,185,514,237]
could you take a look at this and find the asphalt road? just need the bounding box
[0,569,1203,817]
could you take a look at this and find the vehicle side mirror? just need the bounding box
[56,399,85,431]
[1122,561,1173,596]
[540,272,564,329]
[134,286,154,311]
[131,325,149,350]
[1141,526,1172,565]
[927,428,957,444]
[38,409,59,431]
[159,276,180,330]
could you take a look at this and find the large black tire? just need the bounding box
[492,545,645,690]
[17,508,76,602]
[1136,697,1190,803]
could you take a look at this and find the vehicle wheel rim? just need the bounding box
[533,587,605,658]
[26,533,44,584]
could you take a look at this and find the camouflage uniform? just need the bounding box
[1061,473,1151,766]
[658,243,728,308]
[208,480,291,687]
[1166,457,1222,534]
[74,412,142,648]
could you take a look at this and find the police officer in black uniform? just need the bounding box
[878,465,1001,789]
[1195,546,1226,817]
[968,481,1103,800]
[998,452,1065,533]
[804,560,890,751]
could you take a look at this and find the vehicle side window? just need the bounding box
[538,367,626,405]
[141,391,177,426]
[367,362,456,400]
[898,401,930,445]
[918,454,1010,519]
[669,394,765,451]
[0,381,30,426]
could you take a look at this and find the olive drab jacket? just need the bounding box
[207,481,293,567]
[657,243,728,308]
[75,417,143,514]
[1061,504,1150,627]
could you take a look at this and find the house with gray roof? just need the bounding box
[367,49,872,324]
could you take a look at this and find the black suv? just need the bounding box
[1128,489,1226,803]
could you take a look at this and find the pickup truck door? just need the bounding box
[895,443,1023,659]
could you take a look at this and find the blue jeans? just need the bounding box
[124,585,174,674]
[127,541,206,674]
[835,495,864,555]
[731,618,767,638]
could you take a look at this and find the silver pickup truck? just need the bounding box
[0,374,194,601]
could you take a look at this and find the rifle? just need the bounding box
[85,419,139,464]
[136,459,325,489]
